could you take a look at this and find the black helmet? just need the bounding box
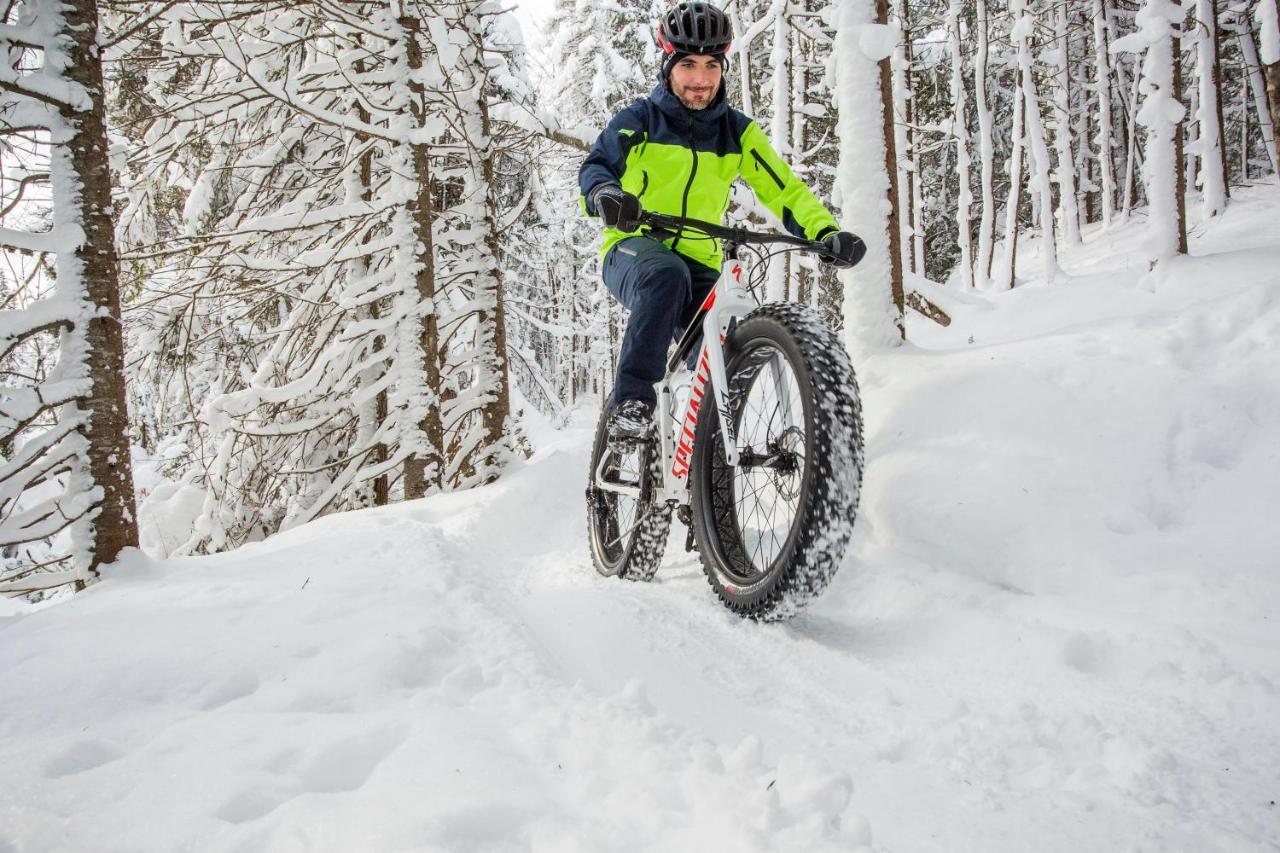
[657,2,733,57]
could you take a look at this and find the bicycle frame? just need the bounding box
[591,257,756,507]
[591,212,828,508]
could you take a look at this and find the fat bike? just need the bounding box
[585,212,865,621]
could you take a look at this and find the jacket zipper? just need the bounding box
[671,129,699,251]
[639,171,649,198]
[751,149,786,190]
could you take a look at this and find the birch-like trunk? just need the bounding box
[1234,3,1278,177]
[1259,0,1280,150]
[767,6,792,303]
[947,0,973,288]
[1123,58,1144,217]
[1174,15,1190,255]
[974,0,996,284]
[996,60,1027,290]
[1012,0,1060,282]
[1092,0,1117,227]
[892,0,914,278]
[1196,0,1228,217]
[1052,1,1081,246]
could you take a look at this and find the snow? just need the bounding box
[4,185,1280,850]
[1257,0,1279,65]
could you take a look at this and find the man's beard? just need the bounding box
[675,86,716,111]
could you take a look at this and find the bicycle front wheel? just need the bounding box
[689,303,864,620]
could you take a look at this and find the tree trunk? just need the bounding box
[400,16,445,499]
[351,55,388,507]
[62,0,139,573]
[1012,0,1060,282]
[999,61,1028,290]
[1053,1,1082,245]
[475,93,515,480]
[1196,0,1228,216]
[1092,0,1117,228]
[905,21,924,273]
[1212,0,1230,198]
[975,0,996,283]
[832,0,903,347]
[947,0,973,288]
[1234,4,1280,179]
[1174,20,1190,255]
[1269,61,1280,150]
[1261,0,1280,152]
[879,0,904,331]
[892,0,914,278]
[767,8,792,303]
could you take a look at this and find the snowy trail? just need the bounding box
[4,188,1280,851]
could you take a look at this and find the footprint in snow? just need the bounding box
[197,669,261,711]
[298,725,407,793]
[44,739,124,778]
[213,785,294,824]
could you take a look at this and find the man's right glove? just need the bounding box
[818,230,867,269]
[589,183,643,233]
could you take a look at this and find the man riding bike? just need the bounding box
[580,0,865,449]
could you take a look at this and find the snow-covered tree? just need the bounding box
[1196,0,1229,218]
[1115,0,1189,267]
[103,0,529,552]
[0,0,138,595]
[831,0,903,348]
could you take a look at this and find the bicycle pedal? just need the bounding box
[676,505,695,552]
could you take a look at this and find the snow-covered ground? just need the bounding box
[3,186,1279,851]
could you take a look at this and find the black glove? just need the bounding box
[589,183,643,232]
[818,230,866,269]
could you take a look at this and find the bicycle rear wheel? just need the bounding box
[689,303,864,620]
[586,405,671,581]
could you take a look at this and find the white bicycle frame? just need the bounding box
[592,257,767,506]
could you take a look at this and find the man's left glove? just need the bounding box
[818,230,866,269]
[589,183,643,233]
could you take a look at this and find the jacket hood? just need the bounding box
[650,77,729,128]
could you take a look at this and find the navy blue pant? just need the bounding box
[603,236,719,407]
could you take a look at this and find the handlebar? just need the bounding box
[639,211,828,253]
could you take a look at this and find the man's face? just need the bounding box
[669,54,723,111]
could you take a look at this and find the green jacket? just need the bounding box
[579,82,839,271]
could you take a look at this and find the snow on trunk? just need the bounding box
[994,51,1027,291]
[974,0,996,285]
[1092,0,1118,227]
[766,4,792,304]
[891,0,913,278]
[1236,0,1280,180]
[1011,0,1060,283]
[1259,0,1280,163]
[1114,0,1188,267]
[1196,0,1228,218]
[1,0,138,595]
[830,0,902,350]
[1052,1,1081,246]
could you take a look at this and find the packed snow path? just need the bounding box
[4,189,1280,851]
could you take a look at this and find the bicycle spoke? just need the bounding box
[722,341,809,575]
